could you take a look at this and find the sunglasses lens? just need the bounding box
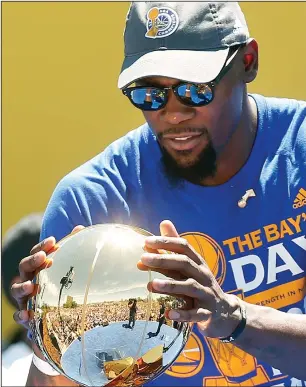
[176,84,213,106]
[129,88,166,110]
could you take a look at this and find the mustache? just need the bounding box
[158,127,208,140]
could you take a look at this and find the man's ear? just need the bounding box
[243,39,259,83]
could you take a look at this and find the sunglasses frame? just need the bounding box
[122,45,244,111]
[122,82,216,111]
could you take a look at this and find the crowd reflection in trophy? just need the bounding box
[36,263,186,386]
[41,298,182,354]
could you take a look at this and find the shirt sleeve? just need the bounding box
[40,156,131,242]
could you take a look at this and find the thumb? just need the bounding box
[160,220,179,237]
[142,220,179,256]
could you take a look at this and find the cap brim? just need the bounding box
[118,48,229,89]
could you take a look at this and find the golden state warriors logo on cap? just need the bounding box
[145,7,179,39]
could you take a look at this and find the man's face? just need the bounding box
[140,55,246,185]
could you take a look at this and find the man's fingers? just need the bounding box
[30,236,56,255]
[141,253,210,286]
[143,246,159,254]
[168,307,211,323]
[145,236,204,266]
[160,220,179,238]
[137,261,184,281]
[30,226,84,258]
[13,309,30,325]
[150,278,213,302]
[143,220,179,255]
[19,251,47,282]
[11,281,34,306]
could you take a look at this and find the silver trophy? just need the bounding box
[29,224,191,386]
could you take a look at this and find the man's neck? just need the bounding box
[201,95,258,186]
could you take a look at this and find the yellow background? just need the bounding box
[2,2,306,342]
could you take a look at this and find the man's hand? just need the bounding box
[10,225,85,386]
[11,225,84,330]
[139,220,241,339]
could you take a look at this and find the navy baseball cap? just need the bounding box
[118,2,249,89]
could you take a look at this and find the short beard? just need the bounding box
[159,138,217,188]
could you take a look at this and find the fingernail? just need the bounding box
[18,311,26,322]
[152,279,166,290]
[21,283,26,294]
[141,254,154,264]
[33,252,43,264]
[145,237,156,244]
[169,310,180,320]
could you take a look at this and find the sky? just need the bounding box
[36,225,166,307]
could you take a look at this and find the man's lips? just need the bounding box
[163,133,205,151]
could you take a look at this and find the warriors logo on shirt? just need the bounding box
[166,332,204,378]
[181,232,227,286]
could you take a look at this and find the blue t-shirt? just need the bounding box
[41,94,306,387]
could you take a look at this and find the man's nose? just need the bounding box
[161,91,195,125]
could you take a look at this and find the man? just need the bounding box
[59,266,75,289]
[154,300,166,337]
[127,298,137,329]
[2,213,43,386]
[11,2,306,387]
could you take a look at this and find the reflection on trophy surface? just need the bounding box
[29,224,191,386]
